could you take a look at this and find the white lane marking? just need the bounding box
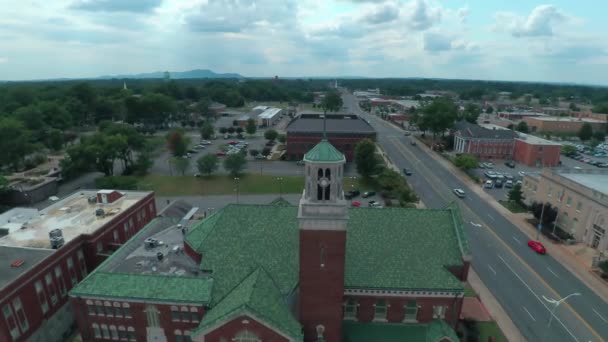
[488,264,497,275]
[487,214,495,221]
[547,267,560,278]
[523,306,536,321]
[512,236,522,245]
[592,308,607,323]
[470,221,482,228]
[498,255,580,342]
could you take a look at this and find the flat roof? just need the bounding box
[0,190,151,249]
[530,116,605,123]
[286,114,376,134]
[516,133,561,146]
[258,107,282,119]
[0,246,55,289]
[560,173,608,196]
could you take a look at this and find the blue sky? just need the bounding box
[1,0,607,84]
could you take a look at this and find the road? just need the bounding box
[343,93,608,342]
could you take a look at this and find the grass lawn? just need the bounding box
[464,284,477,297]
[499,200,528,213]
[133,174,362,196]
[476,322,506,342]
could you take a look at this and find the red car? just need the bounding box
[528,240,546,254]
[228,141,238,145]
[216,151,226,156]
[351,201,361,207]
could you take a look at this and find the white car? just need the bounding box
[453,189,466,198]
[483,180,494,189]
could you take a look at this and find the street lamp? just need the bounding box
[234,177,240,204]
[542,293,580,329]
[277,177,283,198]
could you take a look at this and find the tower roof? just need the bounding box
[303,139,345,163]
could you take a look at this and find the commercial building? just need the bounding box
[523,116,606,134]
[70,141,470,342]
[496,111,545,120]
[286,113,376,161]
[0,190,155,342]
[257,107,283,127]
[513,133,562,167]
[523,169,608,253]
[453,121,518,160]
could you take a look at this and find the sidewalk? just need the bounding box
[413,135,608,303]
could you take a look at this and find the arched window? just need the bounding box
[101,324,110,339]
[324,168,331,200]
[325,168,331,180]
[95,300,104,315]
[317,168,323,179]
[104,301,113,316]
[171,306,180,321]
[122,303,131,318]
[118,326,127,340]
[190,307,199,322]
[113,302,122,318]
[174,329,183,342]
[181,306,189,322]
[86,300,95,315]
[92,323,101,338]
[145,305,160,327]
[234,330,260,342]
[110,325,118,340]
[127,327,136,341]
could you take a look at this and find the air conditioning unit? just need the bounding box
[50,236,64,249]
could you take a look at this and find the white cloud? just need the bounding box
[423,31,452,52]
[494,5,566,37]
[403,0,442,31]
[0,57,7,63]
[361,2,400,24]
[456,5,469,24]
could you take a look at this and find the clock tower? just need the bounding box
[298,139,348,342]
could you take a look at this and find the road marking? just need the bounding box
[523,306,536,321]
[592,308,607,323]
[390,137,604,342]
[512,236,522,245]
[498,255,579,342]
[487,214,495,221]
[488,264,497,275]
[547,267,560,278]
[470,221,482,228]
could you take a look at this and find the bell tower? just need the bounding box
[298,139,348,342]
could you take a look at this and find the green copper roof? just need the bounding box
[195,268,303,340]
[343,321,459,342]
[303,139,345,163]
[71,272,213,303]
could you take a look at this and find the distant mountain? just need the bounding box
[98,69,244,79]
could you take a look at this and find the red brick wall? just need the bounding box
[299,230,346,342]
[184,242,202,264]
[286,133,376,161]
[513,140,561,167]
[462,139,514,160]
[199,315,290,342]
[524,117,606,133]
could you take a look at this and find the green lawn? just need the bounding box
[499,200,528,213]
[131,174,362,196]
[477,322,506,342]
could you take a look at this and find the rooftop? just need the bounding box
[560,171,608,196]
[516,133,561,146]
[286,113,376,134]
[0,190,151,249]
[258,107,282,119]
[530,116,606,123]
[304,140,345,163]
[454,121,518,140]
[0,246,54,289]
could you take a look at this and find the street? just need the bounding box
[343,93,608,342]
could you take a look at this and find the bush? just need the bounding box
[95,176,138,190]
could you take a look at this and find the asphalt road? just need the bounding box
[343,93,608,342]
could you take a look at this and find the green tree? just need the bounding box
[420,97,458,138]
[246,118,257,136]
[462,103,481,124]
[0,118,35,170]
[454,154,478,170]
[249,149,259,157]
[486,106,494,114]
[200,121,215,139]
[593,130,605,142]
[354,139,379,178]
[197,154,219,175]
[264,129,279,141]
[561,145,577,156]
[170,157,190,176]
[166,129,189,157]
[515,121,529,133]
[46,128,64,151]
[223,153,247,177]
[236,127,244,135]
[227,127,235,134]
[277,134,286,144]
[508,184,524,204]
[578,122,593,141]
[320,91,343,114]
[0,175,8,193]
[133,152,153,176]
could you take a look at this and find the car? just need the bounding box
[403,131,411,136]
[484,171,497,179]
[403,168,412,176]
[368,201,383,208]
[453,189,466,198]
[194,173,201,177]
[573,166,582,170]
[505,161,515,168]
[505,180,513,188]
[518,171,526,177]
[515,180,523,186]
[255,154,266,160]
[351,201,361,207]
[229,141,238,145]
[223,134,230,139]
[483,180,494,189]
[187,149,196,154]
[528,240,546,254]
[410,141,417,146]
[362,191,376,198]
[494,180,503,188]
[216,151,226,156]
[485,162,494,169]
[478,163,486,169]
[504,173,514,180]
[345,190,361,200]
[200,140,212,145]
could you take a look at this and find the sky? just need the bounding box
[1,0,607,84]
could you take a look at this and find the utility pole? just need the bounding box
[537,202,546,240]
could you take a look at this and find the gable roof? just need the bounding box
[304,139,345,163]
[454,121,517,140]
[195,268,302,341]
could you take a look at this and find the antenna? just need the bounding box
[323,111,327,139]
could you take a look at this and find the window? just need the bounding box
[105,301,114,317]
[45,273,58,305]
[343,299,357,320]
[3,303,19,339]
[433,305,447,319]
[175,329,184,342]
[127,327,136,341]
[95,300,104,316]
[55,266,67,297]
[373,299,388,321]
[404,300,418,322]
[86,300,95,315]
[110,325,118,340]
[190,307,199,322]
[67,258,78,285]
[123,303,131,318]
[113,230,119,242]
[118,326,127,340]
[77,250,87,277]
[101,324,110,339]
[114,302,123,318]
[234,330,260,342]
[93,324,101,338]
[577,201,582,212]
[35,280,49,314]
[184,331,192,342]
[123,223,129,237]
[149,203,154,215]
[171,306,180,322]
[13,298,29,333]
[129,218,134,229]
[181,306,189,322]
[566,197,572,206]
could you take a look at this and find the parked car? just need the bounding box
[216,151,226,156]
[403,132,411,136]
[478,163,486,169]
[255,154,266,160]
[505,180,514,188]
[403,168,412,176]
[495,180,503,188]
[410,141,417,146]
[453,189,466,198]
[362,191,376,198]
[528,240,546,254]
[368,201,383,208]
[351,201,361,207]
[485,162,494,169]
[200,140,212,145]
[518,171,526,177]
[504,173,514,180]
[484,171,497,179]
[484,180,494,189]
[505,161,515,168]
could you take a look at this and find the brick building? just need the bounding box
[523,116,606,134]
[0,190,156,342]
[453,121,518,160]
[513,133,561,167]
[70,141,469,342]
[286,113,376,161]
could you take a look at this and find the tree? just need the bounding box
[197,154,219,175]
[561,145,576,156]
[531,202,558,226]
[0,118,35,170]
[223,153,247,177]
[170,157,190,176]
[0,175,8,193]
[320,91,343,114]
[246,118,257,136]
[277,134,286,144]
[454,154,478,170]
[219,127,228,134]
[578,122,593,141]
[508,184,524,204]
[249,149,259,157]
[420,97,458,138]
[515,121,529,133]
[462,103,481,124]
[133,152,153,176]
[593,130,606,142]
[236,127,244,135]
[200,121,215,139]
[264,129,278,141]
[166,129,189,157]
[227,127,235,134]
[46,128,64,151]
[354,139,380,178]
[486,106,494,114]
